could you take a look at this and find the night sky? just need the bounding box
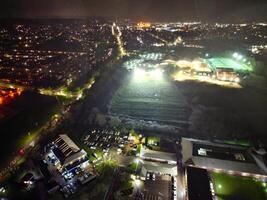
[0,0,266,22]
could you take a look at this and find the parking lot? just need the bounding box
[134,172,177,200]
[84,128,129,153]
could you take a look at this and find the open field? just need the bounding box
[176,79,267,142]
[205,57,253,72]
[110,53,191,126]
[0,91,59,168]
[110,70,191,125]
[212,172,267,200]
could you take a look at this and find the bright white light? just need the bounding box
[241,172,249,176]
[237,54,243,60]
[218,184,222,189]
[221,76,227,81]
[234,77,240,83]
[150,68,163,79]
[133,68,163,80]
[134,179,142,187]
[233,52,238,58]
[134,68,146,78]
[76,93,83,100]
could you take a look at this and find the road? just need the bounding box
[112,23,127,57]
[0,76,95,182]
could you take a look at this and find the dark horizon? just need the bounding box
[0,0,266,23]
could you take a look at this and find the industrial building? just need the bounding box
[181,138,267,178]
[45,134,88,176]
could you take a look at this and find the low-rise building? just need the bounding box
[181,138,267,178]
[45,134,89,178]
[141,148,177,165]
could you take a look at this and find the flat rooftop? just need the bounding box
[141,148,177,163]
[140,160,178,176]
[193,143,254,163]
[182,138,267,176]
[187,166,213,200]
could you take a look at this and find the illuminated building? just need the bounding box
[45,134,88,176]
[137,22,151,28]
[215,68,240,83]
[181,138,267,178]
[0,87,22,105]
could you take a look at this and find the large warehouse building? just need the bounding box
[181,138,267,178]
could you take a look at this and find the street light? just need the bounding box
[233,52,238,58]
[134,179,142,188]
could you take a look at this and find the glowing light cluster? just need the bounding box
[133,68,163,80]
[0,87,22,105]
[233,52,244,61]
[137,22,151,28]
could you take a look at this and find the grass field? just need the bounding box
[205,57,253,72]
[110,56,191,125]
[212,172,267,200]
[110,69,191,125]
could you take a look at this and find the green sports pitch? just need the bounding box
[212,172,267,200]
[204,57,253,72]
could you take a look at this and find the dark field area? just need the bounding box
[179,79,267,144]
[38,34,83,52]
[0,91,58,168]
[187,167,212,200]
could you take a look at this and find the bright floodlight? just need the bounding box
[234,77,240,83]
[218,184,222,189]
[134,68,146,79]
[150,68,163,79]
[134,179,142,188]
[233,52,238,58]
